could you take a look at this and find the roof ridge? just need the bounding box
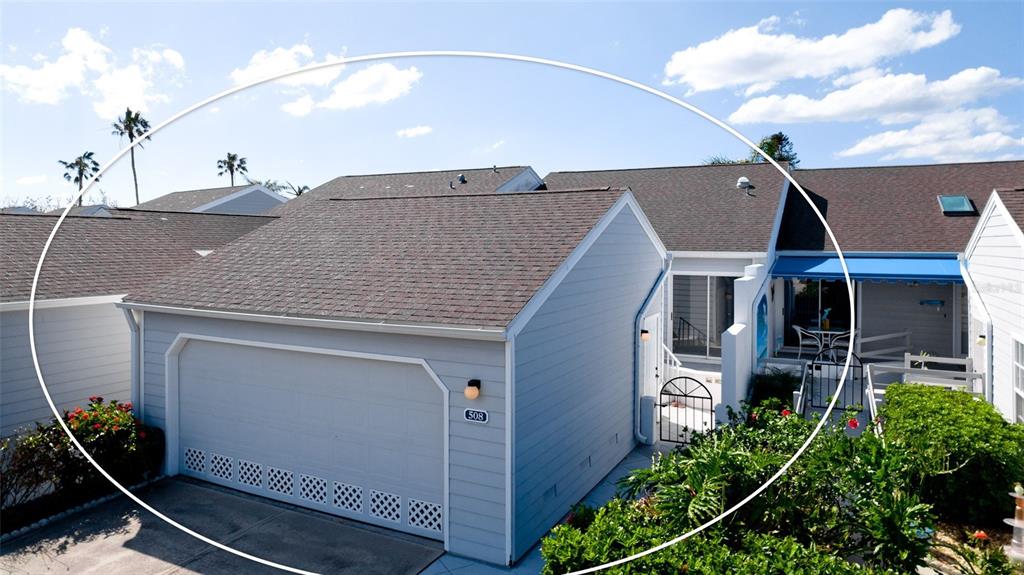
[547,162,788,175]
[322,187,626,202]
[117,208,278,218]
[327,165,527,180]
[796,159,1024,172]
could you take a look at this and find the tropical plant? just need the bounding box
[111,107,151,205]
[243,176,286,194]
[216,152,248,186]
[285,181,310,197]
[58,152,101,206]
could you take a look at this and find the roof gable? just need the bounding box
[131,185,285,214]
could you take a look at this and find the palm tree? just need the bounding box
[285,182,310,197]
[244,176,287,194]
[111,107,151,205]
[58,152,101,206]
[216,153,248,186]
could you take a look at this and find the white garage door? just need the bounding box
[175,340,445,540]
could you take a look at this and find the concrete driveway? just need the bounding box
[0,477,443,574]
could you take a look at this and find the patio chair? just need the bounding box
[827,330,853,361]
[793,325,824,360]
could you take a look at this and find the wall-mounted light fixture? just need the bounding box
[919,299,945,312]
[639,329,651,342]
[464,379,482,400]
[976,334,987,346]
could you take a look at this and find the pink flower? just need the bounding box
[92,423,102,430]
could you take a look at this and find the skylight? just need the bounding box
[937,195,976,215]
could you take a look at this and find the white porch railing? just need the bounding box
[857,330,912,360]
[662,343,721,387]
[866,360,985,434]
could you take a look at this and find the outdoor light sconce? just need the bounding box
[919,299,945,311]
[464,379,482,400]
[640,329,651,342]
[976,334,987,346]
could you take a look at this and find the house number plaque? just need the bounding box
[464,409,489,424]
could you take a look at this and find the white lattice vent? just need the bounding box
[408,499,442,533]
[184,448,205,473]
[300,474,327,504]
[210,453,233,480]
[369,490,401,523]
[238,460,262,487]
[267,467,294,495]
[333,482,363,513]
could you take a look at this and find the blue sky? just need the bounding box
[1,1,1022,208]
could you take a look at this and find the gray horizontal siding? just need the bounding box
[860,282,959,357]
[140,311,507,564]
[967,207,1024,420]
[512,206,663,559]
[1,303,131,437]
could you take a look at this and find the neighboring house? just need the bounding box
[963,187,1024,423]
[270,165,543,216]
[1,207,41,215]
[130,184,287,215]
[118,188,666,566]
[0,211,272,438]
[46,205,114,217]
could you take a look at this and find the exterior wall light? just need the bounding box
[464,379,482,400]
[640,329,651,342]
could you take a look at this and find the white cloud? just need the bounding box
[0,28,185,119]
[489,139,505,151]
[663,9,960,94]
[229,44,345,87]
[15,175,47,185]
[317,63,422,111]
[281,94,315,117]
[837,108,1024,162]
[729,67,1023,124]
[832,67,887,88]
[396,125,432,138]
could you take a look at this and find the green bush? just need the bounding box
[1,397,163,533]
[749,368,801,408]
[879,385,1024,525]
[543,400,931,574]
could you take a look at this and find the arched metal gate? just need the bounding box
[807,349,864,411]
[659,376,714,445]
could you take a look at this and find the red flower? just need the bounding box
[847,418,860,430]
[92,423,102,430]
[972,530,989,540]
[781,409,792,417]
[74,407,83,414]
[751,412,759,421]
[112,425,120,431]
[67,412,76,420]
[138,431,146,439]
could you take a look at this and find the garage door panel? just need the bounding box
[177,340,445,540]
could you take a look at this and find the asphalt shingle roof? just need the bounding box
[1,211,272,303]
[544,163,788,252]
[995,187,1024,231]
[126,189,627,328]
[130,185,252,212]
[778,161,1024,252]
[271,166,531,216]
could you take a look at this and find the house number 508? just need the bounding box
[464,409,488,424]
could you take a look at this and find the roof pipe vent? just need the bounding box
[449,180,456,190]
[736,176,756,197]
[458,174,467,184]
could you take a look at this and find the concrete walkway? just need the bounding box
[0,478,442,574]
[421,445,658,575]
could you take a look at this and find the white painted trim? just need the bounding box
[506,191,667,338]
[966,190,1024,258]
[671,251,767,259]
[671,269,746,278]
[163,332,452,550]
[189,185,287,213]
[495,167,544,193]
[503,337,515,565]
[775,250,963,258]
[116,302,506,341]
[139,310,146,422]
[0,294,125,312]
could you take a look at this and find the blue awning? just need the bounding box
[771,255,963,283]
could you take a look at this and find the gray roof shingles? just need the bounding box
[1,211,272,303]
[130,185,252,213]
[779,161,1024,252]
[544,163,788,252]
[996,187,1024,231]
[125,189,626,328]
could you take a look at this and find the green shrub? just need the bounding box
[749,368,801,408]
[1,397,163,533]
[879,385,1024,525]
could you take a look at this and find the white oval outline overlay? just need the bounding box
[29,51,856,575]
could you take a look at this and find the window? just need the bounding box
[937,195,976,215]
[1014,339,1024,424]
[782,279,853,346]
[672,275,735,358]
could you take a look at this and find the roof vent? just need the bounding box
[449,180,456,190]
[457,174,467,184]
[492,165,498,173]
[736,176,756,197]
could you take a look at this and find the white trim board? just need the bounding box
[189,185,288,213]
[965,190,1024,259]
[0,294,126,312]
[671,251,766,259]
[116,302,507,342]
[163,333,452,550]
